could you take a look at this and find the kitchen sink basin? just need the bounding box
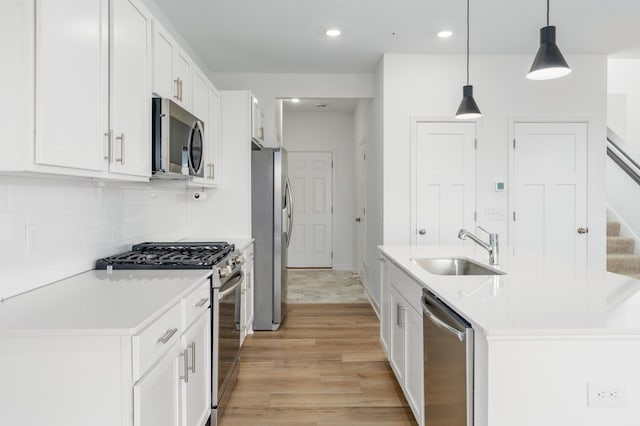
[411,257,505,276]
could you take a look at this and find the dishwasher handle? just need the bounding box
[422,296,466,342]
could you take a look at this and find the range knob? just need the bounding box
[234,254,246,264]
[219,265,233,278]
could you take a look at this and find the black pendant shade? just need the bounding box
[527,17,571,80]
[455,85,482,119]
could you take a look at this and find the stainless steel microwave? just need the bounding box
[152,98,205,179]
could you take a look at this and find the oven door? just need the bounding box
[215,271,242,407]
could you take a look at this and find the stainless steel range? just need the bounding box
[95,242,244,426]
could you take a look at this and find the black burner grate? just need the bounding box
[95,242,234,270]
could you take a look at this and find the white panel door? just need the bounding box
[512,122,588,265]
[414,122,476,245]
[35,0,109,171]
[109,0,151,177]
[287,152,333,268]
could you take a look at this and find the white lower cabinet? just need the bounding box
[240,243,255,343]
[180,311,212,426]
[382,258,424,426]
[134,342,182,426]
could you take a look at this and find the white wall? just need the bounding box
[0,177,188,299]
[381,54,607,270]
[212,73,374,148]
[608,59,640,157]
[283,111,355,270]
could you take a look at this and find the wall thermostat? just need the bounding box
[495,182,505,192]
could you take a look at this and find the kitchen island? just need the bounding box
[379,244,640,426]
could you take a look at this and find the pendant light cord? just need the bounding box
[466,0,470,85]
[547,0,550,26]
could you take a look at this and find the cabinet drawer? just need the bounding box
[133,302,182,380]
[182,281,210,330]
[389,264,422,313]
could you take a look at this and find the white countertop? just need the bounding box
[0,269,211,336]
[380,245,640,337]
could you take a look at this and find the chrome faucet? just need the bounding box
[458,226,499,265]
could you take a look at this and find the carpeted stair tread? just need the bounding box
[607,221,621,237]
[607,254,640,274]
[606,236,636,254]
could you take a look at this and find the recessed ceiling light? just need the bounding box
[437,30,453,38]
[325,28,341,37]
[290,98,300,103]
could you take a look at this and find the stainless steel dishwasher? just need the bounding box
[422,289,474,426]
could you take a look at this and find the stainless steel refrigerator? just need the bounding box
[251,147,293,330]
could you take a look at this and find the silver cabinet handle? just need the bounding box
[174,78,181,101]
[190,342,196,374]
[179,79,184,102]
[195,297,208,308]
[211,163,215,180]
[103,130,112,160]
[180,348,189,383]
[577,227,589,234]
[396,303,405,328]
[116,133,125,164]
[156,327,178,344]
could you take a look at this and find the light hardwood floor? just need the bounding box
[219,303,417,426]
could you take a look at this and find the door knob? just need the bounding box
[355,217,361,222]
[418,229,426,235]
[577,227,589,234]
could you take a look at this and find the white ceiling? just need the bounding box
[152,0,640,73]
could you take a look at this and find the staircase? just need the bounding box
[607,221,640,279]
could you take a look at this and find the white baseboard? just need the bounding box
[362,280,380,319]
[333,263,354,271]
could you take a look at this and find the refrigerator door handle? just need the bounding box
[285,178,294,248]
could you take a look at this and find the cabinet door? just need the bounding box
[109,0,151,177]
[173,48,192,110]
[180,311,211,426]
[152,21,174,99]
[189,66,210,186]
[206,84,221,185]
[404,306,424,424]
[134,342,181,426]
[389,286,405,384]
[379,257,390,355]
[35,0,109,171]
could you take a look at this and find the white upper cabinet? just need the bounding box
[152,21,192,111]
[1,0,151,179]
[109,0,152,177]
[189,66,221,188]
[35,0,110,172]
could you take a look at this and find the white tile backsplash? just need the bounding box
[0,176,189,299]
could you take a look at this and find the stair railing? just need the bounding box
[607,128,640,186]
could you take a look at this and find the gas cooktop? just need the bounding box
[95,242,235,270]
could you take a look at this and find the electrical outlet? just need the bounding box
[588,382,628,407]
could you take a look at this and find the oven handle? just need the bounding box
[218,273,243,300]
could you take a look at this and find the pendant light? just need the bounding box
[455,0,481,119]
[527,0,571,80]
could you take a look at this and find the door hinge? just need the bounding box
[331,206,334,214]
[331,252,334,259]
[474,139,478,149]
[363,152,367,160]
[474,211,477,221]
[331,160,334,168]
[513,211,516,221]
[513,138,516,149]
[363,208,366,216]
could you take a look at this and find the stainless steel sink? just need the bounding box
[411,257,505,276]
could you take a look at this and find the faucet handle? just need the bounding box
[477,225,492,235]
